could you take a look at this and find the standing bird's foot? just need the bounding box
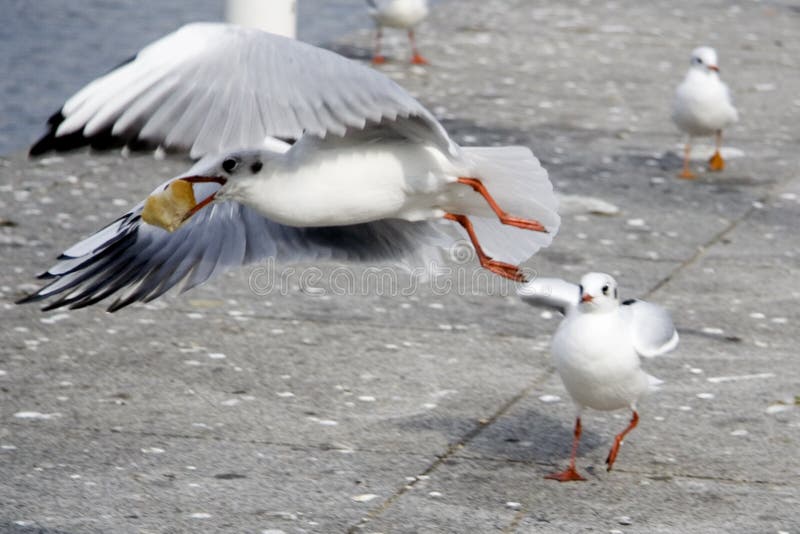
[678,168,696,180]
[708,150,725,171]
[410,53,428,65]
[372,55,387,65]
[545,466,586,482]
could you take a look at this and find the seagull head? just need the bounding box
[689,46,720,74]
[141,149,279,232]
[578,272,619,313]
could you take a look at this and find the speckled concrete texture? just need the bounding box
[1,0,799,532]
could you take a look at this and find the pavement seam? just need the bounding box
[1,422,442,459]
[644,184,780,299]
[345,369,555,533]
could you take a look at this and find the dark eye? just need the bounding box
[222,158,238,173]
[602,285,609,295]
[250,161,263,173]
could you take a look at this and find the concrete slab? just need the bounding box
[2,0,799,532]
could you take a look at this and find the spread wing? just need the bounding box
[17,179,449,313]
[621,299,680,358]
[30,22,454,158]
[517,277,580,315]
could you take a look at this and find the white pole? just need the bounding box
[225,0,297,39]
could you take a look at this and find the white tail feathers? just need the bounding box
[457,146,560,265]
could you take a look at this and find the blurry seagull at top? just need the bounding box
[671,46,739,179]
[19,23,560,312]
[366,0,429,64]
[518,273,679,481]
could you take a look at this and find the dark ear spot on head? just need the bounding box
[614,288,618,299]
[250,161,263,173]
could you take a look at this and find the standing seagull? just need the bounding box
[366,0,429,65]
[671,46,739,179]
[18,23,559,311]
[518,273,678,481]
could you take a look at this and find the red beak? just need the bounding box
[581,294,593,303]
[178,175,228,223]
[708,65,719,72]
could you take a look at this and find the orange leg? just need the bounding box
[679,142,696,179]
[444,213,525,281]
[372,27,386,64]
[408,29,428,65]
[708,130,725,171]
[605,410,639,471]
[457,177,548,232]
[545,417,586,482]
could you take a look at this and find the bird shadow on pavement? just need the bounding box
[622,151,764,187]
[393,408,606,465]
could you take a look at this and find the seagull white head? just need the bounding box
[689,46,719,73]
[578,272,619,312]
[140,149,278,232]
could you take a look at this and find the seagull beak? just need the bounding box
[581,293,593,303]
[142,175,227,232]
[708,65,719,72]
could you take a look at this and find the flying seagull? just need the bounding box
[518,272,678,481]
[671,46,738,179]
[366,0,429,65]
[19,23,560,311]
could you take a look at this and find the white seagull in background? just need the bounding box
[518,273,678,482]
[671,46,739,179]
[19,23,560,311]
[366,0,430,65]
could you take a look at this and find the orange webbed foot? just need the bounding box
[483,260,526,282]
[708,150,725,171]
[678,169,696,180]
[411,54,428,65]
[545,466,586,482]
[372,55,387,65]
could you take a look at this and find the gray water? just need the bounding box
[0,0,373,155]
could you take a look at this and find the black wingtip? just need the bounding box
[29,110,67,157]
[15,293,38,305]
[41,300,68,312]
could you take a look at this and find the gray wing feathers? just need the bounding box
[517,278,580,314]
[42,23,452,158]
[623,299,680,358]
[19,200,448,312]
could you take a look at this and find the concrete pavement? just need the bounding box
[1,0,799,532]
